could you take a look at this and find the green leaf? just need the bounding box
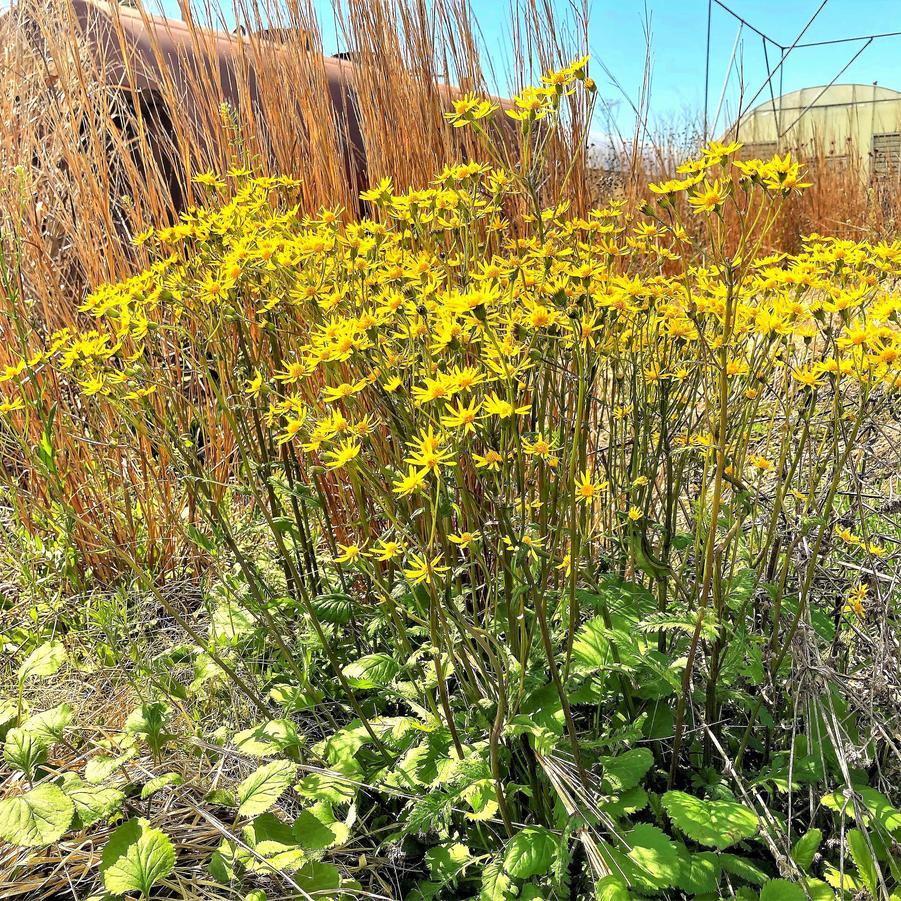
[21,703,74,745]
[504,825,557,879]
[243,812,306,872]
[233,719,301,757]
[237,760,297,816]
[805,878,834,901]
[572,617,612,671]
[292,808,342,850]
[0,784,74,847]
[140,773,184,800]
[313,592,354,625]
[3,726,47,777]
[595,876,631,901]
[342,653,399,689]
[124,702,172,756]
[847,828,879,897]
[480,859,515,901]
[293,860,342,894]
[791,828,822,871]
[85,748,136,784]
[719,853,769,885]
[823,785,901,834]
[18,640,66,681]
[294,759,360,804]
[0,698,19,739]
[626,824,680,889]
[663,790,759,849]
[604,785,649,819]
[426,842,472,882]
[674,845,719,894]
[61,774,125,828]
[101,818,176,897]
[520,683,565,734]
[760,879,806,901]
[601,748,654,792]
[269,684,323,712]
[210,601,255,644]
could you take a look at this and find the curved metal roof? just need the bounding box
[744,83,901,117]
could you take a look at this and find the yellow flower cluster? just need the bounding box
[5,129,898,596]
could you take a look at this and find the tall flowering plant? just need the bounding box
[4,60,900,898]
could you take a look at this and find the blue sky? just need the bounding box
[151,0,901,140]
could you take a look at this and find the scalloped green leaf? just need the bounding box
[626,824,679,889]
[342,653,399,689]
[503,826,557,879]
[85,748,136,784]
[0,784,74,847]
[847,828,878,897]
[61,774,125,828]
[21,703,74,745]
[601,748,654,792]
[663,791,759,849]
[209,601,255,644]
[426,842,472,882]
[719,853,769,885]
[140,772,184,800]
[595,876,631,901]
[292,807,342,850]
[313,592,354,625]
[18,640,67,682]
[233,719,301,757]
[822,785,901,834]
[480,859,515,901]
[760,878,806,901]
[237,759,297,816]
[791,828,822,871]
[101,818,176,897]
[3,726,48,777]
[674,844,719,894]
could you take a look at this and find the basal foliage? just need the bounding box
[1,60,900,899]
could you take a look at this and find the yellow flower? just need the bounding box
[245,371,263,396]
[503,532,544,560]
[449,530,480,547]
[792,367,824,388]
[276,361,307,384]
[749,454,773,471]
[323,381,366,403]
[406,427,456,472]
[483,391,530,419]
[278,416,307,445]
[688,179,727,214]
[360,176,394,204]
[368,538,405,561]
[445,93,498,128]
[627,506,643,522]
[441,398,481,434]
[844,582,867,618]
[574,469,607,502]
[403,552,449,585]
[393,466,430,497]
[473,449,504,471]
[323,440,360,470]
[193,171,225,189]
[335,544,363,564]
[523,434,553,458]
